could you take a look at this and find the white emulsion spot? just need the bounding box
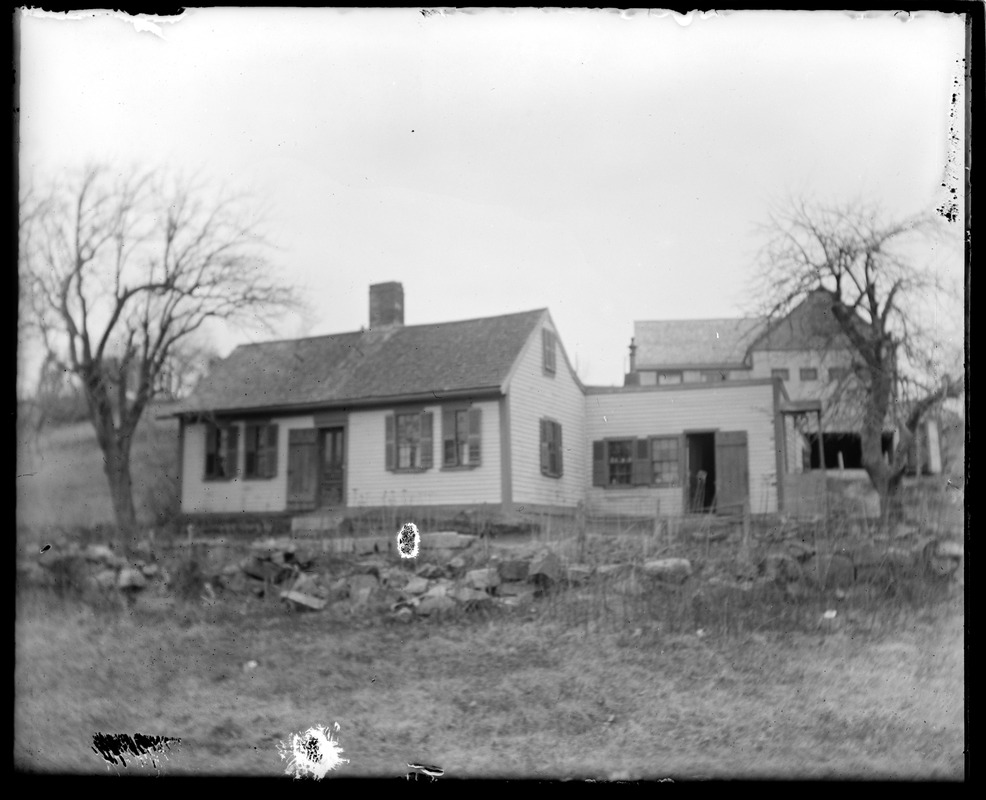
[397,522,420,559]
[278,723,349,780]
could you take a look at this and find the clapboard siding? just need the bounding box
[347,401,501,507]
[507,315,587,507]
[181,415,315,513]
[585,383,778,515]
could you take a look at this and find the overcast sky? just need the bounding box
[17,8,966,387]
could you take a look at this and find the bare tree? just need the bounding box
[19,163,299,541]
[751,198,964,532]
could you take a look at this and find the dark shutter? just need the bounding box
[205,423,217,478]
[442,408,456,467]
[226,424,239,479]
[420,412,434,469]
[714,430,749,513]
[539,419,549,475]
[553,422,565,477]
[543,328,556,373]
[385,414,395,471]
[592,441,606,486]
[468,407,482,465]
[265,424,279,477]
[631,438,651,485]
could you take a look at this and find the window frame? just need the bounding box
[799,367,818,381]
[204,420,239,481]
[386,409,434,473]
[441,405,482,470]
[540,418,563,478]
[244,422,279,480]
[658,371,683,386]
[649,435,680,488]
[606,438,635,486]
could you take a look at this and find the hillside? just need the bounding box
[16,403,180,534]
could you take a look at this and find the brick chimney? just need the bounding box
[369,282,404,328]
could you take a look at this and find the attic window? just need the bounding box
[543,328,556,375]
[800,367,818,381]
[771,368,790,381]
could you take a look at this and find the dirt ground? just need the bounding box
[14,580,965,780]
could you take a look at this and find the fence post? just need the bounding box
[742,498,751,560]
[576,500,586,564]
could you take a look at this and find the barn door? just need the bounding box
[287,428,319,510]
[714,431,749,514]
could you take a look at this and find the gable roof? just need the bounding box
[174,309,547,415]
[632,317,766,370]
[749,289,859,352]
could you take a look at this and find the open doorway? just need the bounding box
[685,432,716,512]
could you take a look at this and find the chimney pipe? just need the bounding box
[369,282,404,329]
[628,336,637,372]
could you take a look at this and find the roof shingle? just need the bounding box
[175,309,547,414]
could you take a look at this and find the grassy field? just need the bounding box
[15,577,965,779]
[16,405,180,533]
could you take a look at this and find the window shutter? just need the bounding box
[442,408,456,467]
[420,412,434,469]
[592,441,606,487]
[468,407,482,465]
[205,423,217,477]
[385,414,395,471]
[556,422,563,477]
[539,419,549,475]
[265,424,279,477]
[226,424,239,479]
[631,438,651,485]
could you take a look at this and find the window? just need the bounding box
[442,407,481,467]
[542,328,556,375]
[828,366,848,382]
[606,439,633,485]
[658,371,682,385]
[650,436,680,487]
[800,367,818,381]
[592,438,659,487]
[638,371,657,386]
[771,368,790,381]
[540,419,563,478]
[385,411,433,471]
[204,422,239,480]
[701,370,727,382]
[244,423,279,479]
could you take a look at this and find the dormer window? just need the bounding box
[543,328,556,375]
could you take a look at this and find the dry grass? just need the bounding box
[15,572,964,779]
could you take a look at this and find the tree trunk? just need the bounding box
[103,437,139,544]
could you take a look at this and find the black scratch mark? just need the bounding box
[91,732,181,769]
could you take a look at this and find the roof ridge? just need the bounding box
[231,308,548,350]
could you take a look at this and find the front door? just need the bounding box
[319,427,345,508]
[287,429,319,510]
[714,430,750,514]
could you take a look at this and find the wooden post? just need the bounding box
[742,497,751,559]
[576,500,586,564]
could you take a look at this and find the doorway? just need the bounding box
[686,432,716,512]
